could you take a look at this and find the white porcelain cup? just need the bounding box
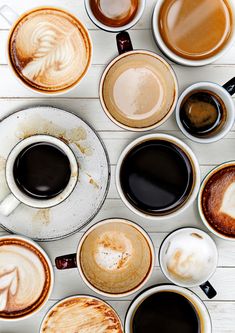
[84,0,146,32]
[176,79,235,143]
[0,135,78,216]
[152,0,235,66]
[125,284,212,332]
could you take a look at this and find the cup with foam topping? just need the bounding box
[159,228,218,299]
[55,218,155,297]
[0,5,92,95]
[0,234,54,321]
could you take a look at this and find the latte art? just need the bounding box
[9,8,91,93]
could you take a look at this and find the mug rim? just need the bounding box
[198,160,235,241]
[0,234,54,322]
[159,227,218,288]
[175,81,235,144]
[76,217,155,298]
[115,133,201,219]
[99,49,179,131]
[152,0,235,66]
[124,284,212,333]
[5,134,78,209]
[6,6,93,96]
[84,0,146,33]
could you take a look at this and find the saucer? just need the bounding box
[0,106,110,241]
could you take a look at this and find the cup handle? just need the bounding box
[116,31,133,55]
[0,194,20,216]
[223,77,235,96]
[200,281,217,299]
[55,253,77,270]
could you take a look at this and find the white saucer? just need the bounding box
[0,106,110,241]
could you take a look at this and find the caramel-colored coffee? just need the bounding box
[90,0,139,27]
[159,0,233,60]
[9,8,92,93]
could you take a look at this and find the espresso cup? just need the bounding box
[84,0,145,32]
[176,78,235,143]
[0,234,54,321]
[159,228,218,299]
[55,218,155,297]
[116,133,200,219]
[198,161,235,241]
[0,135,78,216]
[0,5,92,95]
[99,31,178,131]
[125,284,212,333]
[152,0,235,66]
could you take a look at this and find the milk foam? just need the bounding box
[219,182,235,219]
[99,0,132,18]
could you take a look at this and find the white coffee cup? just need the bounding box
[176,80,235,143]
[0,135,78,216]
[125,284,212,333]
[84,0,146,32]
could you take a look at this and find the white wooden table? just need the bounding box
[0,1,235,332]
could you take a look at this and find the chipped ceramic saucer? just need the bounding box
[0,106,110,241]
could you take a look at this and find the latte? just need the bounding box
[9,8,92,93]
[0,236,52,319]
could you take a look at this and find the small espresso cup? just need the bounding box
[176,78,235,143]
[99,31,178,131]
[84,0,146,32]
[159,228,218,299]
[0,135,78,216]
[55,218,155,297]
[116,133,200,219]
[0,5,92,95]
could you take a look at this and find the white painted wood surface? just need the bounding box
[0,1,235,332]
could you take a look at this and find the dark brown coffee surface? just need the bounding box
[180,90,226,137]
[132,291,200,333]
[159,0,233,60]
[90,0,138,27]
[202,165,235,238]
[120,140,193,215]
[13,142,71,199]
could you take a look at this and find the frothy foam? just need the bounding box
[99,0,133,19]
[220,182,235,218]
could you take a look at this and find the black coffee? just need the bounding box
[13,142,71,199]
[132,291,200,333]
[120,140,193,215]
[180,90,226,137]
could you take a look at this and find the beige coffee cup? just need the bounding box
[55,218,155,297]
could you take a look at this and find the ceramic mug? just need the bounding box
[176,78,235,143]
[0,135,78,216]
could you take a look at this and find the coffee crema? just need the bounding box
[159,0,233,60]
[41,296,123,333]
[79,220,152,294]
[0,238,51,319]
[202,165,235,238]
[9,8,92,93]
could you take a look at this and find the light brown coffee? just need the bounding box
[159,0,233,60]
[101,52,177,129]
[90,0,139,27]
[9,8,92,93]
[0,237,52,319]
[79,219,153,295]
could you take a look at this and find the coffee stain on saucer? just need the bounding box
[0,157,6,172]
[191,233,203,239]
[86,173,99,189]
[33,209,50,225]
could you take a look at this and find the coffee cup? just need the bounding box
[125,284,212,333]
[99,31,178,131]
[198,161,235,241]
[159,228,218,299]
[176,78,235,143]
[116,133,200,219]
[0,234,54,321]
[84,0,145,32]
[152,0,235,66]
[55,218,155,297]
[0,135,78,216]
[0,5,92,95]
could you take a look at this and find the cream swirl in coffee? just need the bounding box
[9,8,91,93]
